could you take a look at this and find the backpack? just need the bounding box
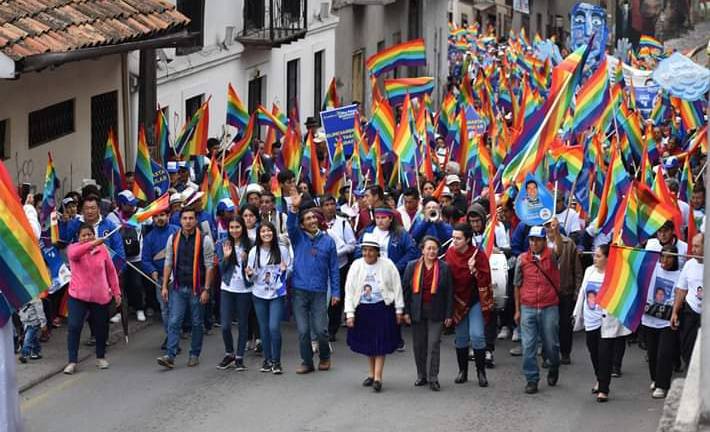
[121,226,140,258]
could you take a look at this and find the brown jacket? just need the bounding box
[553,235,583,297]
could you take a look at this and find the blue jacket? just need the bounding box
[410,219,453,245]
[217,241,252,288]
[141,223,179,277]
[510,223,531,256]
[287,211,340,297]
[59,216,125,272]
[355,226,420,275]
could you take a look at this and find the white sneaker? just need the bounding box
[96,358,110,369]
[497,327,511,340]
[511,328,520,342]
[110,313,121,323]
[311,341,319,353]
[652,388,666,399]
[136,310,146,322]
[63,362,76,374]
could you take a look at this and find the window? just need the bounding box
[448,12,453,23]
[28,99,74,148]
[377,40,385,53]
[248,75,265,139]
[287,58,300,116]
[461,13,468,27]
[536,13,542,37]
[185,94,204,122]
[176,0,205,55]
[351,49,364,108]
[244,0,265,30]
[91,91,118,192]
[0,119,8,160]
[314,50,324,114]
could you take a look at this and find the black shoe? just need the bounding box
[525,381,538,394]
[18,355,27,364]
[547,369,559,386]
[611,368,622,378]
[429,381,441,391]
[157,355,174,369]
[473,349,488,387]
[455,348,469,384]
[414,378,428,386]
[260,360,272,372]
[271,362,283,375]
[216,355,236,370]
[560,354,571,365]
[362,377,374,387]
[485,350,495,369]
[30,352,42,360]
[396,340,405,352]
[373,380,382,392]
[235,358,247,371]
[477,370,488,387]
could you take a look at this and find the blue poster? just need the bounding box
[152,160,170,196]
[320,104,359,157]
[513,174,555,226]
[465,106,488,137]
[41,242,71,294]
[634,85,660,119]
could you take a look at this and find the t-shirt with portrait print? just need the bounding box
[643,267,680,328]
[580,266,604,331]
[360,263,383,304]
[676,258,703,314]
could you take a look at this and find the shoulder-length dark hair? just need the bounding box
[661,243,679,271]
[227,216,251,267]
[254,221,281,267]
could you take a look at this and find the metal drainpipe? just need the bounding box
[121,52,131,172]
[700,92,710,426]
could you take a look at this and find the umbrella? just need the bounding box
[652,52,710,101]
[119,289,129,344]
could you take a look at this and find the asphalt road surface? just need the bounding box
[21,322,665,432]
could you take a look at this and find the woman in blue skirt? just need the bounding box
[344,232,405,392]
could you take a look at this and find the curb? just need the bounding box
[19,319,154,394]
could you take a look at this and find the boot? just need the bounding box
[455,348,468,384]
[473,349,488,387]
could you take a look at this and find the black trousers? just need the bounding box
[558,294,575,357]
[612,335,626,372]
[122,264,145,310]
[679,304,701,365]
[642,325,678,390]
[484,308,497,351]
[585,329,622,394]
[328,266,349,339]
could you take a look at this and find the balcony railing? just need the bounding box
[237,0,308,48]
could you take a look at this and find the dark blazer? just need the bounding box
[402,259,454,323]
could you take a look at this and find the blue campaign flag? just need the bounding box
[514,174,555,226]
[320,104,359,158]
[152,159,170,196]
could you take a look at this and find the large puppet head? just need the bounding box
[570,2,608,68]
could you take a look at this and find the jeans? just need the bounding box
[67,297,110,363]
[21,325,41,357]
[454,302,486,350]
[166,286,204,358]
[155,280,169,335]
[253,296,285,363]
[292,289,330,366]
[520,305,560,383]
[220,291,253,358]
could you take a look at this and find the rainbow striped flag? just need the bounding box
[103,128,125,201]
[393,94,416,165]
[651,165,684,239]
[366,38,426,77]
[256,104,288,135]
[226,83,249,130]
[126,193,170,227]
[384,77,434,105]
[616,104,644,164]
[306,132,325,195]
[181,98,210,158]
[133,126,155,202]
[325,139,346,198]
[223,113,255,180]
[155,108,171,165]
[679,155,694,203]
[549,142,583,190]
[596,144,631,234]
[636,182,677,242]
[371,99,396,153]
[481,173,497,257]
[40,152,59,230]
[598,245,659,331]
[0,160,51,326]
[573,58,609,132]
[650,90,669,125]
[671,97,705,131]
[639,35,663,53]
[322,77,340,111]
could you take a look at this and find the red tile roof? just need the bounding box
[0,0,190,61]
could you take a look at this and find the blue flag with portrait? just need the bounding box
[514,174,555,226]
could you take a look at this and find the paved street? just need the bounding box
[21,322,666,432]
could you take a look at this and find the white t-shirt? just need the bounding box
[247,245,291,300]
[360,263,384,304]
[371,227,390,260]
[676,258,704,314]
[580,266,605,331]
[556,208,582,234]
[678,200,690,232]
[642,267,680,328]
[220,245,249,294]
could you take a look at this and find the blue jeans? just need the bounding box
[454,302,486,350]
[292,289,330,366]
[155,280,169,335]
[21,325,41,357]
[166,286,204,358]
[520,305,560,383]
[67,297,109,363]
[220,291,252,358]
[253,296,284,363]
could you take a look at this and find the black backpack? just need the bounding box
[121,226,140,258]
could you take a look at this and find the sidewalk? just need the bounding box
[15,315,154,393]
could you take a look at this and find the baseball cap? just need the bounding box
[446,174,461,185]
[217,198,235,213]
[166,161,178,174]
[117,190,137,206]
[527,226,547,239]
[663,156,679,170]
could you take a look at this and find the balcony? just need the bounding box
[237,0,308,48]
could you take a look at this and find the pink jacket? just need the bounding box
[67,242,120,304]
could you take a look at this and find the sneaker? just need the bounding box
[96,358,110,369]
[509,345,522,356]
[497,327,511,340]
[611,368,622,378]
[157,355,174,369]
[217,355,236,370]
[271,362,283,375]
[187,356,200,367]
[255,339,262,353]
[30,352,42,360]
[311,341,319,354]
[525,381,538,394]
[652,388,667,399]
[468,347,475,361]
[63,362,77,375]
[110,313,121,324]
[397,340,406,352]
[235,358,247,371]
[18,355,27,364]
[511,328,520,342]
[136,310,146,322]
[260,360,272,372]
[485,350,495,368]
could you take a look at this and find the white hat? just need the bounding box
[245,183,264,196]
[442,187,453,198]
[117,190,137,206]
[360,232,381,250]
[169,193,184,205]
[446,174,461,185]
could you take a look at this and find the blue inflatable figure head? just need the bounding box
[570,2,608,69]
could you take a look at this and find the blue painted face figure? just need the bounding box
[570,2,608,69]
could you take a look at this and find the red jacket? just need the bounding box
[517,248,560,309]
